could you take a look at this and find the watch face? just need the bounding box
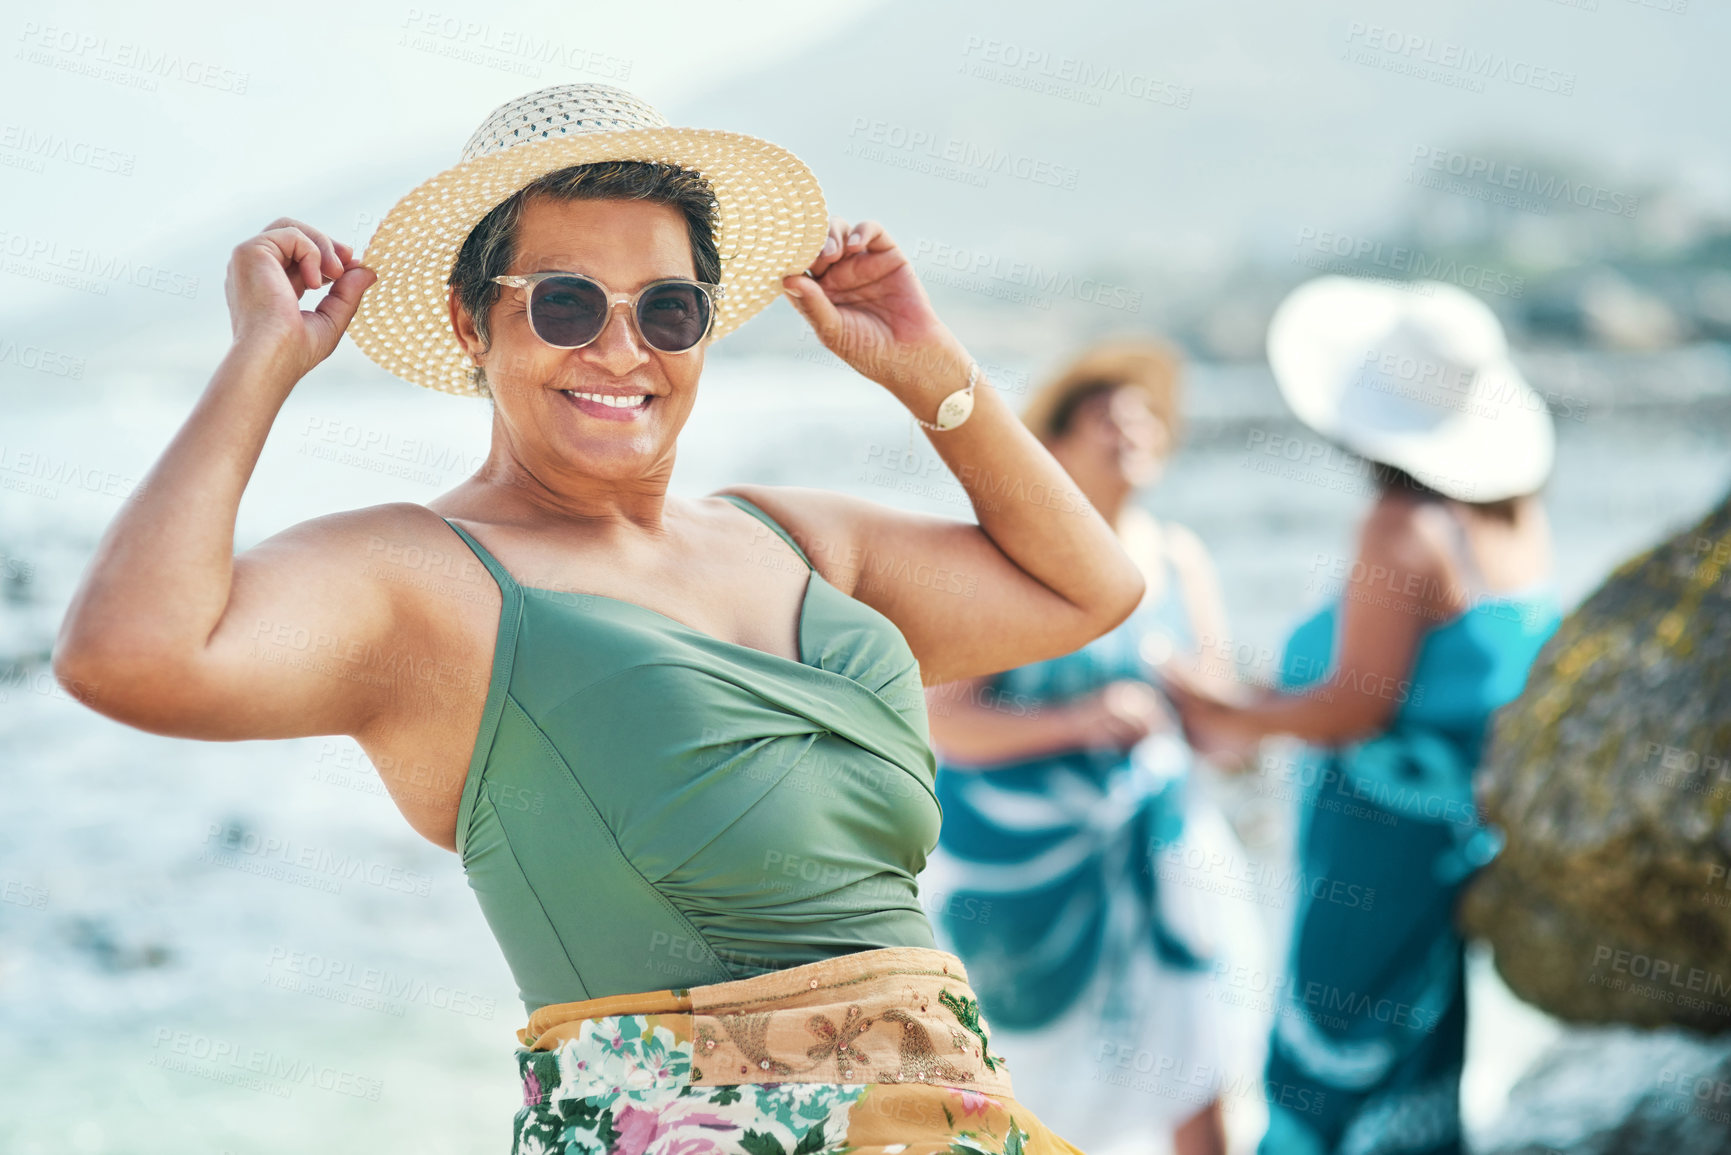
[936,388,976,430]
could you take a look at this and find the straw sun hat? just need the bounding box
[1267,276,1555,503]
[347,83,830,397]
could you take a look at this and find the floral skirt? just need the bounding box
[510,947,1085,1154]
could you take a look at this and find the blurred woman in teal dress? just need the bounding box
[1165,277,1565,1155]
[921,341,1267,1155]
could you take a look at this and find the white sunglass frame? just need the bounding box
[490,271,724,353]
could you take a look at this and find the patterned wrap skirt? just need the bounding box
[510,947,1085,1154]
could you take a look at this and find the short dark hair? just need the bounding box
[1370,462,1446,500]
[448,160,721,399]
[1371,461,1520,521]
[1036,342,1185,447]
[1046,379,1126,441]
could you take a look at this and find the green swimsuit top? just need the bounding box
[440,494,942,1016]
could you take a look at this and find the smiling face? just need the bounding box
[451,195,707,483]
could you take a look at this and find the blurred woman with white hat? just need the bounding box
[1165,276,1565,1155]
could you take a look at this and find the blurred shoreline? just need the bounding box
[1,350,1726,1152]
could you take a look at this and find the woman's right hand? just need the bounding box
[1064,679,1170,751]
[224,216,376,380]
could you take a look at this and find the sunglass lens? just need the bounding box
[635,283,711,352]
[528,276,609,347]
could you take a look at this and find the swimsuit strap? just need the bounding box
[1163,547,1196,639]
[440,516,523,593]
[1436,502,1489,600]
[1140,526,1195,644]
[717,493,814,570]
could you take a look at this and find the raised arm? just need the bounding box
[760,217,1145,685]
[51,219,392,741]
[1166,496,1450,754]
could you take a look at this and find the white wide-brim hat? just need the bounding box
[347,84,830,397]
[1266,276,1555,502]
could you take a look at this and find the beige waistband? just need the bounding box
[518,947,1013,1095]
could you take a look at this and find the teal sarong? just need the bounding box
[1259,587,1562,1155]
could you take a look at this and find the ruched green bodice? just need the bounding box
[441,495,942,1015]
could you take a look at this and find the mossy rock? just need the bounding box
[1461,490,1731,1032]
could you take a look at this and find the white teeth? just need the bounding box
[563,391,648,408]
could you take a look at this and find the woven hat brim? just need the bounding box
[347,127,829,396]
[1267,276,1555,501]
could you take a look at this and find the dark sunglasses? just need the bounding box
[490,272,722,354]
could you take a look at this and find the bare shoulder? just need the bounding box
[114,501,496,746]
[707,481,860,535]
[239,500,441,549]
[707,482,883,596]
[235,500,465,580]
[707,482,1108,686]
[1357,495,1452,579]
[1158,519,1213,572]
[1153,517,1218,591]
[232,500,497,634]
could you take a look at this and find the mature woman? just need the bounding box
[1164,277,1565,1155]
[920,341,1266,1155]
[51,84,1144,1154]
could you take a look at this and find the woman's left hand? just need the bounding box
[782,217,971,400]
[1160,664,1263,770]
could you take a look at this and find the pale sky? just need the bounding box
[0,0,882,314]
[4,0,1726,339]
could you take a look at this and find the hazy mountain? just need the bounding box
[4,0,1726,386]
[673,0,1729,269]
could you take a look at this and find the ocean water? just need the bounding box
[1,349,1726,1153]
